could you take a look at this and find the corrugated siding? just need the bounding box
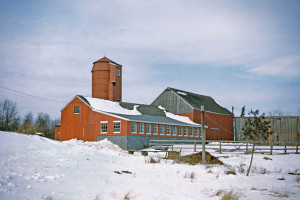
[234,116,300,142]
[151,90,193,114]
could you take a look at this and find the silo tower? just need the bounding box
[91,57,122,101]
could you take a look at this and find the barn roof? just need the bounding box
[75,96,200,127]
[166,87,232,115]
[93,56,122,66]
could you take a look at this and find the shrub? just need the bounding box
[296,176,300,183]
[224,165,236,175]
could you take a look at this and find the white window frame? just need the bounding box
[178,127,183,136]
[160,125,165,135]
[146,124,152,135]
[131,122,137,134]
[113,121,121,133]
[116,70,121,76]
[184,127,188,137]
[190,127,194,137]
[166,125,171,136]
[139,123,144,134]
[101,121,108,133]
[172,126,177,136]
[153,124,158,135]
[195,127,199,137]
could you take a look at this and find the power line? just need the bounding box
[0,85,66,103]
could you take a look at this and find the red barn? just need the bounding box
[55,56,233,150]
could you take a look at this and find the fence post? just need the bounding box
[284,145,287,154]
[296,145,299,154]
[172,142,173,151]
[201,105,206,163]
[219,141,222,153]
[194,141,196,152]
[246,142,248,153]
[270,142,273,155]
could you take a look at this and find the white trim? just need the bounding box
[153,124,158,135]
[139,123,144,134]
[100,121,108,134]
[131,122,137,134]
[113,121,121,133]
[146,123,152,135]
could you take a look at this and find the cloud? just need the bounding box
[248,55,300,77]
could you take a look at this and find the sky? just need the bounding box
[0,0,300,120]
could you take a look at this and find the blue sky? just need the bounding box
[0,0,300,119]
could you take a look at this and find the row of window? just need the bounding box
[131,122,201,137]
[101,121,120,133]
[100,121,202,137]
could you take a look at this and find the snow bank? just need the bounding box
[85,97,141,115]
[158,106,200,126]
[63,138,125,153]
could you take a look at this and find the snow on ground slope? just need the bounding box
[1,131,300,200]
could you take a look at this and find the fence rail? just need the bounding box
[149,140,300,155]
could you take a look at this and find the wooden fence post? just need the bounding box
[270,142,273,155]
[296,145,298,154]
[219,141,222,153]
[194,141,196,152]
[201,105,206,163]
[246,142,248,153]
[284,145,287,154]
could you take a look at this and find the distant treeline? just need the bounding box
[0,99,59,139]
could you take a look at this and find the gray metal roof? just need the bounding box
[119,102,166,116]
[167,87,232,115]
[107,112,201,127]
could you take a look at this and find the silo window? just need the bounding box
[74,106,79,114]
[116,70,120,76]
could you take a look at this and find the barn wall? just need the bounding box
[60,97,129,142]
[235,116,300,142]
[192,110,234,140]
[151,90,194,114]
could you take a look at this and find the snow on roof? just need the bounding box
[85,97,141,115]
[158,106,199,126]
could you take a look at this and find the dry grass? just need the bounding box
[168,151,224,165]
[123,191,132,200]
[296,176,300,183]
[221,190,239,200]
[95,195,101,200]
[278,192,289,198]
[224,165,236,175]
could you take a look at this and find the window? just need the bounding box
[113,121,121,133]
[160,125,165,135]
[172,126,177,136]
[153,124,158,135]
[139,123,144,134]
[101,121,108,133]
[195,128,199,137]
[146,124,151,135]
[166,125,171,136]
[74,106,79,114]
[131,122,137,134]
[184,127,188,137]
[116,70,121,76]
[190,127,194,137]
[178,127,183,136]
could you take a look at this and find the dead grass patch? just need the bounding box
[296,176,300,183]
[167,151,224,165]
[221,190,240,200]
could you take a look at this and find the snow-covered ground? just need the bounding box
[1,131,299,200]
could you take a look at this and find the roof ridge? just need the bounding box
[167,87,212,98]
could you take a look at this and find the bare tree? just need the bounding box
[240,106,246,117]
[35,112,51,136]
[268,108,284,117]
[0,99,20,131]
[18,112,36,134]
[242,109,271,176]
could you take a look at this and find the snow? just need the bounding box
[177,91,187,95]
[85,97,141,115]
[158,106,200,126]
[1,131,300,200]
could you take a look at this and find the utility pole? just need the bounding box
[201,105,205,163]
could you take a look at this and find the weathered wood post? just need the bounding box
[284,144,287,154]
[219,141,222,153]
[194,140,196,152]
[296,145,299,154]
[201,105,206,163]
[270,142,273,155]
